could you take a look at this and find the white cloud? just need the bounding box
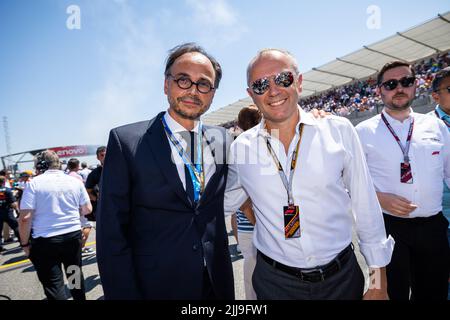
[185,0,238,27]
[184,0,248,46]
[79,0,248,145]
[80,1,166,144]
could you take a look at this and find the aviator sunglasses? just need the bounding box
[250,71,295,95]
[380,76,416,91]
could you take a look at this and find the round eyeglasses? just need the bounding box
[168,75,215,94]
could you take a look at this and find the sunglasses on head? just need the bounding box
[380,76,415,91]
[250,71,295,95]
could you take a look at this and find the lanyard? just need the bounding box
[161,117,205,202]
[265,124,304,206]
[435,110,450,128]
[381,113,414,163]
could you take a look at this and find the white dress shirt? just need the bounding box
[356,109,450,218]
[20,170,90,238]
[225,107,394,269]
[163,111,216,193]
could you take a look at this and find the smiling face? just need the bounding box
[247,51,302,128]
[378,66,416,112]
[164,52,216,123]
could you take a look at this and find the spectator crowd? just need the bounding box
[299,52,450,116]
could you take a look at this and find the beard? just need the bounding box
[382,92,414,111]
[169,95,210,120]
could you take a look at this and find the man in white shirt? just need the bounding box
[356,61,450,300]
[78,162,91,184]
[225,49,394,300]
[19,150,92,300]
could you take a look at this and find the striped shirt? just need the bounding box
[236,210,254,233]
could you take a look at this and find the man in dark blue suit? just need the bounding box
[96,43,234,300]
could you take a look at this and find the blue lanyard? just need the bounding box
[161,117,204,203]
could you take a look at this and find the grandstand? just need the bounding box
[202,11,450,128]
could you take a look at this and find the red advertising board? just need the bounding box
[49,146,89,158]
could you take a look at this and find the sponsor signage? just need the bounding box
[49,146,90,158]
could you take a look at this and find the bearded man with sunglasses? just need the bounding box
[225,49,394,300]
[356,61,450,300]
[97,43,234,300]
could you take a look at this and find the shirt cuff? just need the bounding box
[358,235,395,268]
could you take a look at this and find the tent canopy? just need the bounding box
[203,12,450,126]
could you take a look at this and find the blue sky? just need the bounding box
[0,0,449,165]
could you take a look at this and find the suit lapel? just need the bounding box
[144,112,192,208]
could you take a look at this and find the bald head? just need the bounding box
[246,49,299,85]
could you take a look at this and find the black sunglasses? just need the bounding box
[380,76,415,91]
[250,71,295,95]
[435,86,450,94]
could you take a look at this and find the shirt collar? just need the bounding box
[381,108,414,125]
[435,105,450,119]
[43,170,63,175]
[257,106,317,138]
[164,110,200,134]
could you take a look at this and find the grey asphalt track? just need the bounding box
[0,220,371,300]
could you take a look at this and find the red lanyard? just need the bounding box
[381,113,414,163]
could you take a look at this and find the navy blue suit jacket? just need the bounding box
[96,112,234,300]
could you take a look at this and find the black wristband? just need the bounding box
[20,243,30,248]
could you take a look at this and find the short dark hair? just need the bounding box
[238,105,262,131]
[432,67,450,92]
[67,158,80,171]
[377,61,415,85]
[96,146,106,156]
[164,42,222,89]
[81,162,87,169]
